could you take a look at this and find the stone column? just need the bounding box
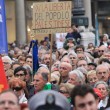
[15,0,27,46]
[84,0,93,29]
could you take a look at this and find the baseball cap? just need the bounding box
[88,63,97,68]
[29,90,71,110]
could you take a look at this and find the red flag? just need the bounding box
[0,56,8,92]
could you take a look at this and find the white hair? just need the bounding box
[2,56,12,64]
[104,34,109,39]
[69,69,85,84]
[68,51,77,58]
[94,81,108,90]
[96,64,109,73]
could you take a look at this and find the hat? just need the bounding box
[88,63,97,68]
[93,88,102,99]
[29,90,71,110]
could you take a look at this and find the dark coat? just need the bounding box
[99,42,110,47]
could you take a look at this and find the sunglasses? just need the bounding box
[50,80,57,84]
[98,50,104,52]
[12,87,22,91]
[15,74,24,77]
[59,90,68,94]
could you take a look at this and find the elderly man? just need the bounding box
[68,51,78,70]
[77,59,88,71]
[59,62,72,83]
[37,66,50,81]
[0,90,20,110]
[61,56,72,64]
[2,56,12,71]
[29,72,58,98]
[98,45,107,57]
[41,52,55,69]
[96,64,109,84]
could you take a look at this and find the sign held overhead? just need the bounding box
[33,1,72,34]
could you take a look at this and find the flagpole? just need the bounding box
[49,34,53,81]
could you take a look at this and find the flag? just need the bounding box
[0,0,8,54]
[0,57,8,92]
[32,40,39,75]
[29,40,39,75]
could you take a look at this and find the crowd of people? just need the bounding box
[0,25,110,110]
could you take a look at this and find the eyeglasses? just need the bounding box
[53,64,59,68]
[59,90,68,94]
[70,57,76,59]
[78,57,85,60]
[15,74,24,77]
[3,62,10,64]
[50,80,57,84]
[12,86,22,91]
[76,49,83,51]
[98,50,104,52]
[60,67,67,70]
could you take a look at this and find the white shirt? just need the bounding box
[19,94,28,104]
[98,96,109,109]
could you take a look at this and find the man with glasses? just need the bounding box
[14,66,27,81]
[98,45,107,57]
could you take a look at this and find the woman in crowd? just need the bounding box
[87,70,99,87]
[5,69,14,82]
[50,73,61,86]
[9,78,28,104]
[51,60,60,72]
[94,81,110,109]
[99,34,110,47]
[59,83,74,103]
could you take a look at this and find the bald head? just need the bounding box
[60,62,72,71]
